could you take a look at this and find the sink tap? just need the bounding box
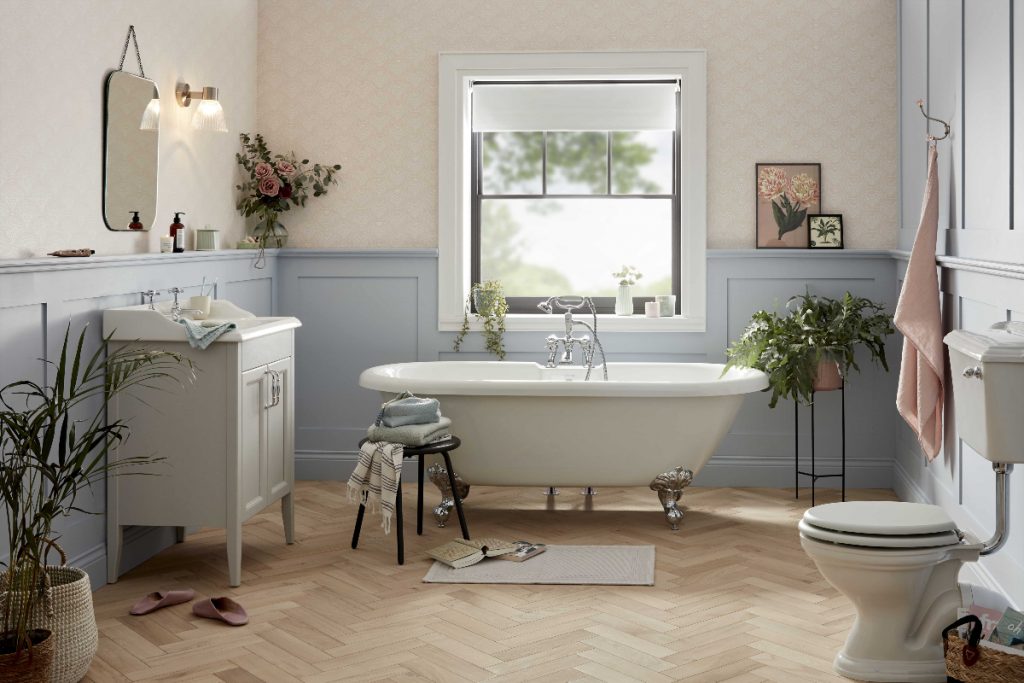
[168,287,185,320]
[537,296,608,381]
[142,289,161,310]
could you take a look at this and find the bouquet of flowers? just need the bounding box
[235,133,341,248]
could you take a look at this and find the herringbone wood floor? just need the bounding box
[87,482,895,682]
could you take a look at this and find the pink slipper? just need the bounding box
[192,597,249,626]
[129,589,196,616]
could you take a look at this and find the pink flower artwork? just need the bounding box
[755,163,821,249]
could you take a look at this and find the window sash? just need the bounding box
[471,104,681,315]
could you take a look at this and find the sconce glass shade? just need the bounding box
[192,98,228,132]
[139,97,161,130]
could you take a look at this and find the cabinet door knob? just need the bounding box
[962,366,983,379]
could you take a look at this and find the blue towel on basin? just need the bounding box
[177,318,236,350]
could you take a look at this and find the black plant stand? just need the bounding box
[794,382,846,506]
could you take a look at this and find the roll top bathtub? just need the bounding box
[359,361,768,529]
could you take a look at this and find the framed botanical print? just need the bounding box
[755,163,821,248]
[808,213,843,249]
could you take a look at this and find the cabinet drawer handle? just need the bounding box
[962,366,983,380]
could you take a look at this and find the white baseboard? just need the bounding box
[74,526,181,591]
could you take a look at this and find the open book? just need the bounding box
[496,541,547,562]
[426,538,518,568]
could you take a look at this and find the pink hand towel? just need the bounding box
[895,144,944,460]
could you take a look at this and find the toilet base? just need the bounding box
[834,650,946,683]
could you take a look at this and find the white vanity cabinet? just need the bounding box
[104,301,300,587]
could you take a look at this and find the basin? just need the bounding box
[103,299,300,342]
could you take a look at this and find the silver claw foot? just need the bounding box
[428,463,470,528]
[649,467,693,531]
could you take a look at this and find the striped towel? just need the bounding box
[347,441,404,534]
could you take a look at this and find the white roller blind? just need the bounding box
[471,82,677,132]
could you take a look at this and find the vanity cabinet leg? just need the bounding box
[227,522,242,587]
[175,526,186,543]
[107,524,122,584]
[282,492,295,544]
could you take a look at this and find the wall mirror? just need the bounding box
[103,71,159,231]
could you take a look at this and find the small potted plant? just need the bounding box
[453,280,508,360]
[723,291,894,407]
[613,265,642,316]
[0,327,192,682]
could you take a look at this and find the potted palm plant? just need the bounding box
[724,291,894,407]
[0,326,192,682]
[453,280,508,360]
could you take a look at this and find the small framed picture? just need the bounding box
[755,163,821,248]
[808,213,843,249]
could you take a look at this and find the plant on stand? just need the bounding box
[0,327,192,682]
[723,291,894,407]
[613,265,642,316]
[235,133,341,266]
[453,281,508,360]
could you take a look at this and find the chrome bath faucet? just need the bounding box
[537,295,608,381]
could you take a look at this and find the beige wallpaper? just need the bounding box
[257,0,898,250]
[0,0,257,259]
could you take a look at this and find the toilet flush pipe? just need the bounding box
[980,463,1013,556]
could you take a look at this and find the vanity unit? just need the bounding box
[104,300,301,586]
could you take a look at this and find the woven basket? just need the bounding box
[1,542,98,683]
[0,629,55,683]
[943,615,1024,683]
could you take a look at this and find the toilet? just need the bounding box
[799,323,1024,683]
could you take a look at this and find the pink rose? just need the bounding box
[254,162,274,179]
[258,175,281,197]
[276,160,297,178]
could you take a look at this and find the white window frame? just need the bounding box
[438,50,707,332]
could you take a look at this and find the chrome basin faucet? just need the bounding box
[537,295,608,381]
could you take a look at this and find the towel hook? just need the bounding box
[917,99,950,141]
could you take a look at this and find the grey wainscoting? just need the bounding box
[276,249,900,490]
[0,251,278,589]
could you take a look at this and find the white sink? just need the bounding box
[103,300,301,343]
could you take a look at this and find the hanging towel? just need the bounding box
[367,416,452,447]
[895,143,945,460]
[347,441,404,534]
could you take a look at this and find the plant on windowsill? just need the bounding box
[723,291,894,407]
[613,265,642,316]
[0,326,193,681]
[453,280,508,360]
[235,133,342,265]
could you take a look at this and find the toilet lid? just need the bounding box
[798,519,962,549]
[803,501,956,536]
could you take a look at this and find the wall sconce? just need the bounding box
[175,83,228,132]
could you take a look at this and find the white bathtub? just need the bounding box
[359,362,766,497]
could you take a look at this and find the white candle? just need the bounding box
[645,301,660,318]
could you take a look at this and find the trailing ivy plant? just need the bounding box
[723,291,894,407]
[453,280,508,360]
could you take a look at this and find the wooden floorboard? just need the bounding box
[87,482,894,681]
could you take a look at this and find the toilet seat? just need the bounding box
[800,501,962,549]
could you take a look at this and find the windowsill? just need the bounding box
[440,313,706,333]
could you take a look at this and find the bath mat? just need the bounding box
[422,545,655,585]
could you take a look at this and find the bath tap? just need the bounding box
[537,295,608,381]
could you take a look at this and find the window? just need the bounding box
[439,51,707,331]
[472,82,679,314]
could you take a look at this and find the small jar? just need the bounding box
[159,235,173,253]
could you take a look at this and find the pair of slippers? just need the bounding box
[129,589,248,626]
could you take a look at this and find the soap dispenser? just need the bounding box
[128,210,144,231]
[170,212,186,253]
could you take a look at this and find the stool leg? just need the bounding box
[442,451,470,540]
[417,454,425,535]
[396,481,405,565]
[351,500,366,549]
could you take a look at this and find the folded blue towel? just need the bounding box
[376,392,441,427]
[177,318,237,350]
[368,416,452,447]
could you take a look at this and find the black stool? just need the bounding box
[351,436,470,565]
